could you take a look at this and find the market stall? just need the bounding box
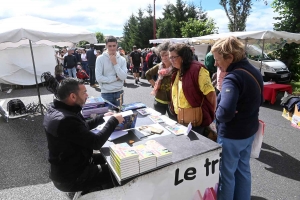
[80,110,221,200]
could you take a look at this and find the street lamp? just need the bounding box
[153,0,156,40]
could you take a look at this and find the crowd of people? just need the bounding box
[45,35,263,200]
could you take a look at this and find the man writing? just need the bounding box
[43,78,124,196]
[96,36,128,108]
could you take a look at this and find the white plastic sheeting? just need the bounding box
[0,45,56,85]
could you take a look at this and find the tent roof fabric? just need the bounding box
[0,16,97,50]
[191,31,300,44]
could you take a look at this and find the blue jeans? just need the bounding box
[89,65,95,85]
[217,134,255,200]
[81,61,89,76]
[101,90,124,109]
[67,67,77,78]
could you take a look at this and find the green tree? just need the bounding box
[156,18,176,38]
[78,40,88,48]
[219,0,252,31]
[95,32,105,43]
[272,0,300,78]
[181,18,218,38]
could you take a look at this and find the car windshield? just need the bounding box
[246,45,271,61]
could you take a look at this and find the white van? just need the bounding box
[194,44,291,83]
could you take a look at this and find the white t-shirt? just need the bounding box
[81,53,87,61]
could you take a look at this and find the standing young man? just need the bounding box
[96,36,128,108]
[87,44,98,88]
[130,46,143,84]
[63,49,77,78]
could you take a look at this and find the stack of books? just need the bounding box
[82,97,108,118]
[109,143,140,179]
[145,140,173,167]
[133,144,157,173]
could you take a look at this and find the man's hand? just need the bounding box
[113,113,124,124]
[104,112,114,117]
[109,54,117,66]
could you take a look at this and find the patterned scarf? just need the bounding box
[151,63,173,96]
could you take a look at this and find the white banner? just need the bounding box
[81,149,221,200]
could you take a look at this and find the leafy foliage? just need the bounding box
[219,0,252,31]
[95,32,105,43]
[181,18,218,38]
[122,0,216,51]
[272,0,300,80]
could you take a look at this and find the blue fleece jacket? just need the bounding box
[216,58,263,139]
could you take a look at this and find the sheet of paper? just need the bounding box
[185,122,192,135]
[108,130,128,141]
[160,115,177,126]
[103,110,133,121]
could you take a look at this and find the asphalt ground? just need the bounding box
[0,74,299,200]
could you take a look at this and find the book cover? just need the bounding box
[165,124,187,136]
[136,108,151,116]
[149,115,164,123]
[121,102,146,111]
[110,143,139,161]
[133,144,156,160]
[145,140,173,158]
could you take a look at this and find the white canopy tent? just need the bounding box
[0,16,97,114]
[149,38,192,44]
[191,31,300,44]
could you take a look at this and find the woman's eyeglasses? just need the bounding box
[169,56,180,60]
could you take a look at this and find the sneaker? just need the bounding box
[135,79,138,84]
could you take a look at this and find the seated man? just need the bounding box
[43,78,124,196]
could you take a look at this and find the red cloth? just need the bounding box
[263,84,293,104]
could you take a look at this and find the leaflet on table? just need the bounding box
[149,115,164,123]
[160,115,177,125]
[165,123,188,136]
[103,110,133,121]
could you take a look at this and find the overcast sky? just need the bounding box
[0,0,278,37]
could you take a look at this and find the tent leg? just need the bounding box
[29,40,45,115]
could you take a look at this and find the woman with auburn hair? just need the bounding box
[168,43,216,135]
[211,36,263,200]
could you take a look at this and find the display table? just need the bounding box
[263,83,293,104]
[80,113,222,200]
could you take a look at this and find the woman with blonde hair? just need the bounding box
[211,36,263,200]
[168,43,216,135]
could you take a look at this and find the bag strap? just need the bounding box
[235,68,261,94]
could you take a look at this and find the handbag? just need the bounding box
[177,97,204,127]
[235,69,265,158]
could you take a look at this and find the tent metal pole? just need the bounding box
[29,40,44,115]
[260,39,265,72]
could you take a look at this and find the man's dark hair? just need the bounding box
[105,36,117,44]
[90,44,94,48]
[57,78,84,101]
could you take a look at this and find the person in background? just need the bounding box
[96,50,102,57]
[190,46,198,61]
[130,46,143,84]
[43,78,124,197]
[169,43,216,135]
[87,44,98,88]
[211,36,263,200]
[145,42,174,119]
[96,36,128,108]
[205,51,217,78]
[81,49,89,77]
[63,49,77,78]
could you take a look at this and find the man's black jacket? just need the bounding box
[43,100,118,183]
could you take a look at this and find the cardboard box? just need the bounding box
[291,114,300,130]
[293,104,300,117]
[282,108,293,121]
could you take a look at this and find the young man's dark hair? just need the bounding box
[90,44,94,48]
[57,78,84,101]
[105,36,117,44]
